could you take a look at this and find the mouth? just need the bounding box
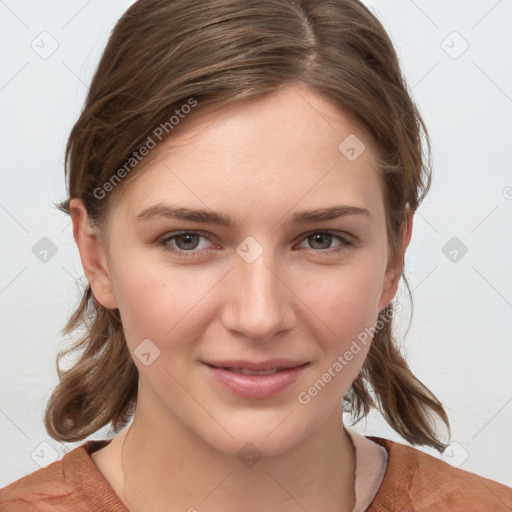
[208,366,304,376]
[203,359,309,373]
[202,360,310,400]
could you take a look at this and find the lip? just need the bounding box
[202,360,309,400]
[203,359,309,372]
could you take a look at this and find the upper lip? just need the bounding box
[203,359,309,371]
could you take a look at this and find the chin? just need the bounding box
[208,427,305,461]
[193,406,320,459]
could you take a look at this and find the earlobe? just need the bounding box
[378,208,414,311]
[69,198,118,310]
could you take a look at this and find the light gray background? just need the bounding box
[1,0,511,489]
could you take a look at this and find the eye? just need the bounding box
[296,230,353,256]
[157,229,353,258]
[158,231,214,257]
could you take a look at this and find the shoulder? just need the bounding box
[367,436,512,512]
[0,453,76,512]
[0,440,127,512]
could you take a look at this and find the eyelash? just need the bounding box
[157,230,353,258]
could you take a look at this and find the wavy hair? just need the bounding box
[46,0,450,452]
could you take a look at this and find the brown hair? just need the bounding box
[47,0,450,452]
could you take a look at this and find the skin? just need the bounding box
[71,84,413,512]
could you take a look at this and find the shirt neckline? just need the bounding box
[71,435,395,511]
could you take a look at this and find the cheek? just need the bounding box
[110,241,385,362]
[302,263,383,336]
[110,255,216,352]
[296,263,383,383]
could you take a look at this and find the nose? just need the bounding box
[220,248,296,342]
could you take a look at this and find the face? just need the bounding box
[73,85,407,457]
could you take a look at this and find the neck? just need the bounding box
[116,402,356,512]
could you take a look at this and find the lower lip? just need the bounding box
[203,363,308,400]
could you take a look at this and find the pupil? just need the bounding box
[180,234,197,249]
[311,234,330,249]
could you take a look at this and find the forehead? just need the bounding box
[107,85,384,227]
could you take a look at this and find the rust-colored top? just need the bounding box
[1,436,511,511]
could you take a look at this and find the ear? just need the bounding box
[378,206,414,311]
[69,198,118,309]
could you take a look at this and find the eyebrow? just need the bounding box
[136,203,371,226]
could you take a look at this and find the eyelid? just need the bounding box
[297,229,354,244]
[158,230,217,248]
[157,229,355,257]
[158,228,354,243]
[295,230,354,255]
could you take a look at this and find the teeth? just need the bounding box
[227,367,280,376]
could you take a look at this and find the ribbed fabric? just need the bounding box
[0,439,127,512]
[365,436,512,511]
[1,436,511,511]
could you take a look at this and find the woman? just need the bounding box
[1,0,511,510]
